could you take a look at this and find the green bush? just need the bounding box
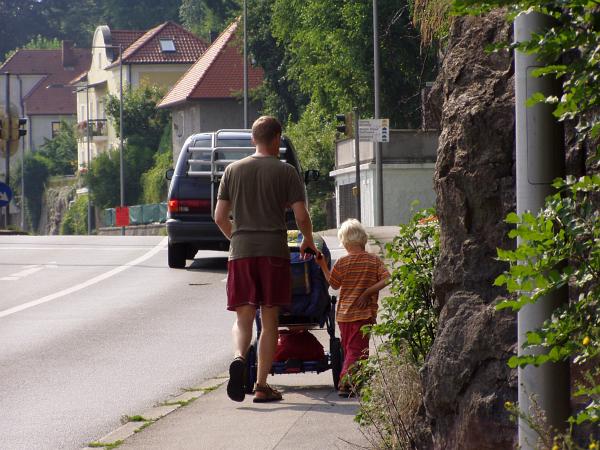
[371,209,440,364]
[39,120,77,175]
[140,150,172,204]
[12,153,52,231]
[86,150,120,209]
[60,194,88,235]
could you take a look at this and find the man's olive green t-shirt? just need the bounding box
[217,155,306,260]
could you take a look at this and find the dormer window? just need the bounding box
[159,39,176,53]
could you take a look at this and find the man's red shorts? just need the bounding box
[226,256,291,311]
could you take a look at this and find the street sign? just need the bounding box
[358,118,390,142]
[0,182,13,207]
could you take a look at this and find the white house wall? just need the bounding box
[170,100,261,163]
[331,162,435,227]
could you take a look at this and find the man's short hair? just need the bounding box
[252,116,282,144]
[338,218,368,248]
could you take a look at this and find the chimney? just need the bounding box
[62,40,75,69]
[209,30,219,43]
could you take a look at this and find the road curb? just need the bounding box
[83,375,227,449]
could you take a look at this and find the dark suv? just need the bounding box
[165,129,317,268]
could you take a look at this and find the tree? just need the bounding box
[100,0,181,30]
[0,0,50,61]
[86,149,119,209]
[98,85,169,206]
[180,0,239,38]
[39,120,77,175]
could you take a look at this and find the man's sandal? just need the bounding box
[253,384,283,403]
[227,356,246,402]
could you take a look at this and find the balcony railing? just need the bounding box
[77,119,108,141]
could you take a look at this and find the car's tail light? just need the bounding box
[168,199,211,214]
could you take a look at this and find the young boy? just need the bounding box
[316,219,390,395]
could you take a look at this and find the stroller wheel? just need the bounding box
[245,343,257,394]
[330,337,343,389]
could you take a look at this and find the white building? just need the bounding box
[74,22,208,170]
[332,130,439,227]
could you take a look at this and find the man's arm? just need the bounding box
[291,200,317,257]
[214,199,232,239]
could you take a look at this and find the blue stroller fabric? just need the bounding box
[287,232,331,325]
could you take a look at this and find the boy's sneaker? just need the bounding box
[227,356,246,402]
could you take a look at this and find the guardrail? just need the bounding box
[102,202,167,227]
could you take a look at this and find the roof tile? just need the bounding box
[109,21,208,67]
[158,19,263,108]
[0,48,91,115]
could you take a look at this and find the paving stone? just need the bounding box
[138,404,179,421]
[94,421,143,445]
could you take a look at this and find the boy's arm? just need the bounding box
[316,254,341,289]
[356,275,391,309]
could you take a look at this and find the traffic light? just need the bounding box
[335,112,354,138]
[10,117,27,140]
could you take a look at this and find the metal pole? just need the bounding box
[243,0,249,129]
[373,0,383,226]
[119,44,125,236]
[353,108,361,222]
[515,13,569,448]
[86,85,92,235]
[5,73,10,228]
[17,75,24,231]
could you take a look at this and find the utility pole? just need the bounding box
[85,85,92,235]
[119,44,125,236]
[4,73,10,228]
[514,13,569,448]
[373,0,383,226]
[354,108,361,221]
[243,0,249,129]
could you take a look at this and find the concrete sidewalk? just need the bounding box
[117,371,368,450]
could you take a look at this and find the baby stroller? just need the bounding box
[244,232,344,392]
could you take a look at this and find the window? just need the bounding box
[159,39,176,52]
[51,122,61,138]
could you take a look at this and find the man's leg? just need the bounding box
[232,304,256,358]
[256,305,279,386]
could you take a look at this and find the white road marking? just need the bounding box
[0,262,60,282]
[0,237,167,319]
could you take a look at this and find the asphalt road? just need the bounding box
[0,236,233,450]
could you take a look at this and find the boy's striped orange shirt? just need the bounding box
[329,252,390,323]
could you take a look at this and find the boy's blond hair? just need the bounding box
[338,218,368,248]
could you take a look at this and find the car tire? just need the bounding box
[168,241,187,268]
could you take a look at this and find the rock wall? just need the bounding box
[420,11,518,449]
[38,185,75,235]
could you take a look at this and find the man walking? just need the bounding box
[214,116,317,403]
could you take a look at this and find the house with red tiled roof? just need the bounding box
[0,41,91,166]
[75,21,208,170]
[157,19,264,160]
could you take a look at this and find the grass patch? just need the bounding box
[88,440,124,449]
[161,397,198,407]
[134,421,154,433]
[122,414,147,423]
